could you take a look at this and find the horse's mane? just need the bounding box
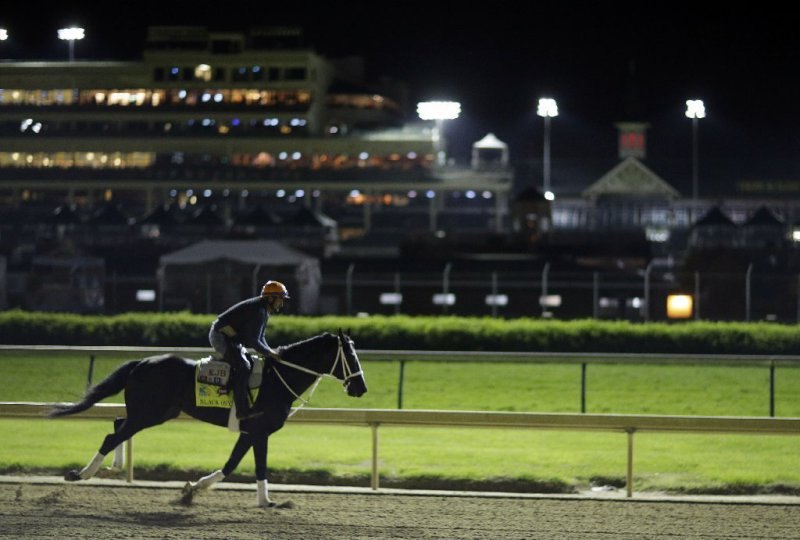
[276,332,336,361]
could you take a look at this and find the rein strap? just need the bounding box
[270,336,361,416]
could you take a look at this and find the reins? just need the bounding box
[270,335,362,417]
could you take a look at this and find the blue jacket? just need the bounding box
[213,296,272,357]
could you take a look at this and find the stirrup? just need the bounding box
[236,409,264,421]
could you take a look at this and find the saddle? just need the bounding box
[194,356,265,409]
[196,355,265,388]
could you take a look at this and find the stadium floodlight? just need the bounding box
[537,98,559,198]
[416,101,461,120]
[685,99,706,208]
[417,101,461,165]
[58,27,85,61]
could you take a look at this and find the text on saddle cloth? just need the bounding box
[195,356,264,409]
[196,355,265,387]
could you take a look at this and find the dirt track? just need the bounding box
[1,481,800,539]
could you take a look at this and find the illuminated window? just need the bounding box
[619,132,644,152]
[284,67,306,81]
[194,64,212,82]
[233,67,249,82]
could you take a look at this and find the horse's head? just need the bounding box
[336,328,367,398]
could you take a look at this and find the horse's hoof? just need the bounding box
[96,467,123,479]
[64,470,82,482]
[181,482,194,495]
[179,488,194,506]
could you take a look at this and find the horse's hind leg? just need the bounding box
[183,433,252,499]
[111,417,125,470]
[251,436,275,507]
[65,417,147,481]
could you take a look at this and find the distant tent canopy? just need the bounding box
[692,206,736,228]
[471,133,508,169]
[50,204,83,224]
[510,186,552,238]
[742,206,787,248]
[138,202,185,227]
[582,157,680,201]
[137,203,185,238]
[289,206,336,228]
[689,206,739,249]
[89,203,131,226]
[745,206,784,227]
[235,205,282,227]
[189,204,224,226]
[158,240,321,314]
[28,255,105,313]
[690,205,788,249]
[514,187,547,203]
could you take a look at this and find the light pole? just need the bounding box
[417,101,461,166]
[685,99,706,209]
[58,27,85,62]
[537,98,558,200]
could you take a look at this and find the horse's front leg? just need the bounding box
[251,436,274,508]
[182,433,252,501]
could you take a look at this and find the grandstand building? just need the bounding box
[0,26,511,311]
[0,25,511,230]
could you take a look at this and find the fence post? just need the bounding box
[442,262,452,315]
[397,360,406,409]
[251,264,263,296]
[796,273,800,324]
[694,271,701,320]
[393,273,401,315]
[581,363,587,413]
[540,262,550,317]
[745,263,753,322]
[111,271,118,313]
[205,273,212,314]
[86,355,95,391]
[490,271,499,318]
[626,429,635,498]
[157,266,165,312]
[770,362,775,417]
[345,264,354,315]
[643,261,654,322]
[370,423,380,490]
[126,437,134,483]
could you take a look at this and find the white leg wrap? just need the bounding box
[78,452,106,480]
[112,444,125,470]
[191,469,224,491]
[257,479,270,507]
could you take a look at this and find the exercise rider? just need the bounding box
[209,280,289,431]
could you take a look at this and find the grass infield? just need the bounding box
[1,350,798,493]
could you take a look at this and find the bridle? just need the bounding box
[270,334,363,415]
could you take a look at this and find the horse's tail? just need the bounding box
[48,360,141,418]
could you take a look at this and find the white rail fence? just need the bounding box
[2,402,799,498]
[2,345,800,415]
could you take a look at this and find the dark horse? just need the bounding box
[49,329,367,506]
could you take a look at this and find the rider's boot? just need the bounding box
[233,368,254,421]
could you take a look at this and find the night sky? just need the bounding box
[2,2,799,195]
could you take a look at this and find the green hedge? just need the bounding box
[1,309,800,354]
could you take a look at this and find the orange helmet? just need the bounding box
[261,280,290,299]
